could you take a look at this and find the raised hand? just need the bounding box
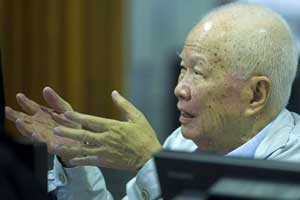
[53,91,163,171]
[5,87,80,159]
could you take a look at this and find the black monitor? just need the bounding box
[155,150,300,200]
[0,49,5,135]
[0,49,49,199]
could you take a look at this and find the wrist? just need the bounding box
[140,142,163,168]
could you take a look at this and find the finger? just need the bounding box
[16,119,34,138]
[31,133,46,143]
[53,144,100,159]
[54,126,105,145]
[47,142,58,154]
[51,112,80,129]
[5,106,31,123]
[68,156,102,167]
[69,155,127,170]
[16,93,41,115]
[111,90,142,122]
[31,133,55,153]
[43,87,73,113]
[5,106,19,121]
[64,111,123,131]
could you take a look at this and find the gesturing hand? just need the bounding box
[5,87,80,159]
[53,91,163,171]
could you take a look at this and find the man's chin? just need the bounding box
[181,125,198,140]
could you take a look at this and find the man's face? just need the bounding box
[174,27,250,152]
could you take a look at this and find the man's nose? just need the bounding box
[174,81,191,101]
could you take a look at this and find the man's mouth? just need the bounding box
[179,111,195,124]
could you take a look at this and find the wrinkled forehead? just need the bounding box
[179,48,210,68]
[180,12,247,78]
[181,18,231,68]
[184,11,236,51]
[184,4,282,52]
[182,7,260,66]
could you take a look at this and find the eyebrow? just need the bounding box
[177,50,207,62]
[176,51,183,59]
[176,51,210,72]
[190,55,208,66]
[176,51,184,66]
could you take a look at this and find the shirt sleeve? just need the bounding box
[126,159,161,200]
[124,127,196,200]
[48,156,114,200]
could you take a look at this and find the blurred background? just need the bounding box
[0,0,299,198]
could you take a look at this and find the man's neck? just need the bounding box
[196,109,280,154]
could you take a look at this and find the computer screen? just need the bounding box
[155,150,300,200]
[0,49,49,199]
[0,49,5,135]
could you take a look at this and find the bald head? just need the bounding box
[185,3,298,112]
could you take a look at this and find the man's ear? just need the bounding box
[244,76,272,116]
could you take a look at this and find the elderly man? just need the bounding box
[5,3,300,200]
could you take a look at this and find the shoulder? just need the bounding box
[257,110,300,162]
[163,127,197,152]
[272,113,300,162]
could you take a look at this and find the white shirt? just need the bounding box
[49,109,300,200]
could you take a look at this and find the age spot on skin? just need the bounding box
[215,58,222,63]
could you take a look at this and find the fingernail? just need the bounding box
[112,90,119,98]
[44,86,53,91]
[43,87,50,93]
[31,133,40,141]
[64,111,74,118]
[15,119,25,130]
[5,106,11,112]
[51,112,59,117]
[53,127,61,134]
[16,93,25,99]
[54,145,64,152]
[51,143,59,149]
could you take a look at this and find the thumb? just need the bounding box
[43,87,73,113]
[111,90,142,122]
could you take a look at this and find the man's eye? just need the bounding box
[179,66,187,75]
[195,71,203,76]
[178,67,186,80]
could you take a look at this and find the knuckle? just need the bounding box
[81,129,92,143]
[83,117,92,128]
[81,129,88,141]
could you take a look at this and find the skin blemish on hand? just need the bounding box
[215,58,222,64]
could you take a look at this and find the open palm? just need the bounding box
[5,87,80,159]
